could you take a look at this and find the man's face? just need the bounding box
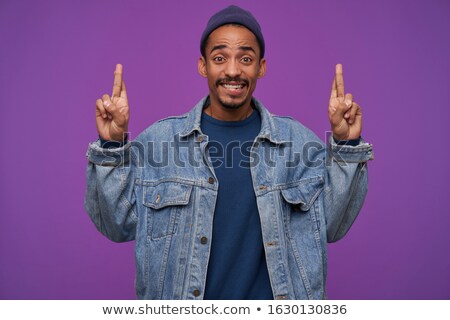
[198,25,266,110]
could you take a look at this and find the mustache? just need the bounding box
[216,77,249,86]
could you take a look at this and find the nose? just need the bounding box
[224,59,241,78]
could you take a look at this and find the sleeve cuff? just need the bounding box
[86,139,131,166]
[333,136,361,146]
[99,135,128,149]
[328,136,374,163]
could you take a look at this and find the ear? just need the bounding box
[198,57,207,78]
[257,58,266,79]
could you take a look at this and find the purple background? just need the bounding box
[1,0,449,299]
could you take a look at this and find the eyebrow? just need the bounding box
[210,45,256,55]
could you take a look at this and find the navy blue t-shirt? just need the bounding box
[201,108,273,300]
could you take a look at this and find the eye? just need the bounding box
[213,56,225,63]
[241,57,253,64]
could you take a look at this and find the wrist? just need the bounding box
[332,133,348,140]
[107,131,128,142]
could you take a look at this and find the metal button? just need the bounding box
[208,177,214,184]
[155,193,161,203]
[259,185,267,190]
[200,237,208,244]
[198,136,204,142]
[193,289,200,297]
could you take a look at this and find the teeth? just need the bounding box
[223,84,243,90]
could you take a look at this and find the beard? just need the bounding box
[217,96,247,109]
[215,77,249,109]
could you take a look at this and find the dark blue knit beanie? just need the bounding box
[200,5,265,58]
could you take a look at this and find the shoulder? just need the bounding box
[271,113,323,144]
[254,98,321,142]
[135,112,190,143]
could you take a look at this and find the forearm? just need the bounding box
[84,140,138,242]
[324,137,373,242]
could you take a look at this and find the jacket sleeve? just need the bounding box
[322,136,374,243]
[84,139,140,242]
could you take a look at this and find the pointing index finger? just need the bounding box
[112,64,123,98]
[335,64,345,98]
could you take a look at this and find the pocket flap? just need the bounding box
[143,182,193,209]
[280,177,323,211]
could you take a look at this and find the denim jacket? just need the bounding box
[85,97,374,300]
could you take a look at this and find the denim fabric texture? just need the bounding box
[85,97,374,300]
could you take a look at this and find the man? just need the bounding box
[85,5,373,300]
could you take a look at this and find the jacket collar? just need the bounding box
[179,96,286,145]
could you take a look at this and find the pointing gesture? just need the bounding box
[328,64,362,141]
[95,64,130,142]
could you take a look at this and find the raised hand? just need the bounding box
[328,64,362,141]
[95,64,130,142]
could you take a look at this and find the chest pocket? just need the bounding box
[280,176,324,235]
[143,181,193,240]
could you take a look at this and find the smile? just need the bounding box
[222,83,244,90]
